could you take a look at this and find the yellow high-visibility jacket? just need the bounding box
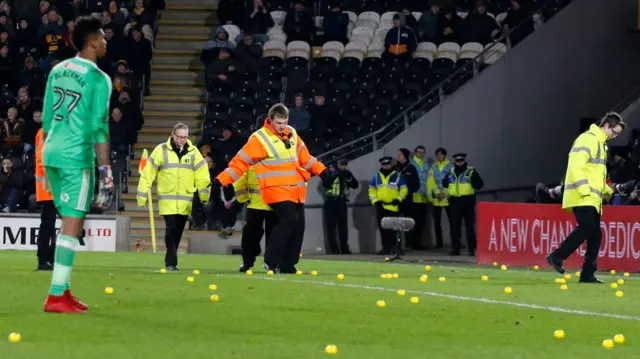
[137,137,211,215]
[233,166,271,211]
[562,124,613,214]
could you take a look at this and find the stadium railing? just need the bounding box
[316,3,568,166]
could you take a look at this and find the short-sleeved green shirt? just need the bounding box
[42,56,111,169]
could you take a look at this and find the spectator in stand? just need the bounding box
[1,107,23,155]
[502,0,534,47]
[234,33,262,74]
[322,1,348,44]
[401,8,418,35]
[16,89,35,149]
[217,0,245,27]
[463,1,500,45]
[107,1,127,32]
[244,0,274,44]
[288,93,310,135]
[38,1,51,21]
[609,152,639,184]
[283,0,315,44]
[383,13,417,63]
[15,0,40,24]
[66,0,88,20]
[205,47,244,94]
[308,92,333,141]
[23,108,42,157]
[109,107,136,150]
[212,125,242,165]
[125,0,156,43]
[204,27,235,50]
[128,25,152,95]
[418,3,440,43]
[0,157,23,212]
[39,8,67,69]
[111,88,143,134]
[16,18,39,59]
[0,12,13,38]
[0,43,15,92]
[437,8,463,44]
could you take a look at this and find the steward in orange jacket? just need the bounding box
[215,104,333,273]
[35,128,57,270]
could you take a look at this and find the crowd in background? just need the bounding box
[0,0,163,212]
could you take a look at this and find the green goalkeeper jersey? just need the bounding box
[42,56,111,169]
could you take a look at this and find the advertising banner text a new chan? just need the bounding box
[477,202,640,272]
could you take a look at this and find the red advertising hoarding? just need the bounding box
[477,202,640,272]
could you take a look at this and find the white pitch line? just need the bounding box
[217,274,640,322]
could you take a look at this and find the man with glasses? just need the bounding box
[441,153,484,256]
[546,113,625,283]
[137,123,212,271]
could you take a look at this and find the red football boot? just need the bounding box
[44,295,85,313]
[64,290,88,311]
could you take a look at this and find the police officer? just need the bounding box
[137,123,212,271]
[235,166,279,272]
[396,148,422,250]
[369,156,408,255]
[323,159,359,254]
[426,147,453,248]
[441,153,484,256]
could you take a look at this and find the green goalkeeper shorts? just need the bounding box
[45,166,95,218]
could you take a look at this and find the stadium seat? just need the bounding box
[222,24,241,42]
[350,26,374,46]
[482,42,507,65]
[271,10,287,28]
[267,28,287,43]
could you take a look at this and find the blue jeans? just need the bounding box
[7,189,22,212]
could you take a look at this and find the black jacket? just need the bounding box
[397,162,420,200]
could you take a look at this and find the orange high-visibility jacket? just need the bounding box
[35,128,53,202]
[217,119,326,204]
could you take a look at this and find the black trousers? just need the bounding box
[405,202,427,249]
[432,205,451,247]
[264,201,305,270]
[163,214,188,267]
[241,208,278,266]
[550,206,601,278]
[324,198,350,254]
[376,206,398,253]
[449,200,476,252]
[37,200,58,265]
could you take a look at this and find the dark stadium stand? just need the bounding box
[199,0,573,159]
[0,0,162,212]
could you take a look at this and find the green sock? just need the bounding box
[49,235,78,296]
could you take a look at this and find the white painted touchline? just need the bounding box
[216,274,640,322]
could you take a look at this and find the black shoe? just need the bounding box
[239,264,252,272]
[37,262,53,271]
[449,249,461,256]
[263,263,278,273]
[166,265,179,272]
[579,276,604,284]
[545,255,565,274]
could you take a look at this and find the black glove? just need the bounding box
[319,169,334,187]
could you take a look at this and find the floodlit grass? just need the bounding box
[0,251,638,359]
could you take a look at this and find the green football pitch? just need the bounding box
[1,251,638,359]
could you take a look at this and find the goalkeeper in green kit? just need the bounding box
[42,16,114,313]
